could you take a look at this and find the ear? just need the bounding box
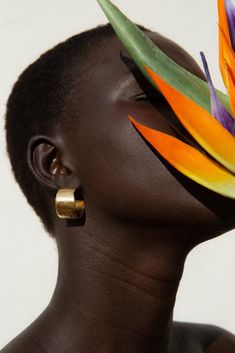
[27,135,79,190]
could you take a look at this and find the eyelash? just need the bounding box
[134,94,149,101]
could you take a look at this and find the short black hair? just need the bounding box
[5,22,151,236]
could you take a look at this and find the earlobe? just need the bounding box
[27,135,71,190]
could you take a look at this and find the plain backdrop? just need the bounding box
[0,0,235,348]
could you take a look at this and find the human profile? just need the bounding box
[1,14,235,353]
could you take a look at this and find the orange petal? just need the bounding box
[218,0,231,43]
[218,26,235,113]
[128,115,235,199]
[219,25,235,91]
[218,0,233,88]
[144,65,235,174]
[226,63,235,114]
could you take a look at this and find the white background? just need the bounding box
[0,0,234,348]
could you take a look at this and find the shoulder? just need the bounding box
[0,310,52,353]
[204,326,235,353]
[0,334,47,353]
[169,321,235,353]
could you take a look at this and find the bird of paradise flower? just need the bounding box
[97,0,235,199]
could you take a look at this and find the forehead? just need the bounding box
[83,30,205,82]
[71,30,205,119]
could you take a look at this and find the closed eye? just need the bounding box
[131,90,164,102]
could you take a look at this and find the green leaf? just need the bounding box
[97,0,232,115]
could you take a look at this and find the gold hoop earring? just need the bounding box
[55,188,85,219]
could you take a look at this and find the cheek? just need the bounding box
[73,108,216,228]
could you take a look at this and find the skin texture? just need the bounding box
[1,31,235,353]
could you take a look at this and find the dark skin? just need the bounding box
[2,31,235,353]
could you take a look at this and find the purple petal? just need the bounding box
[200,51,235,135]
[225,0,235,51]
[232,119,235,135]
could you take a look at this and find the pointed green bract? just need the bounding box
[97,0,232,115]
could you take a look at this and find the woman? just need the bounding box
[2,21,235,352]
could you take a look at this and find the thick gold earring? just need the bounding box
[55,188,85,219]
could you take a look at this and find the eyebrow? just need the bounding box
[104,50,141,101]
[118,49,147,86]
[118,49,162,96]
[119,50,137,70]
[110,73,139,101]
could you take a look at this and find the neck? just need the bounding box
[39,214,193,353]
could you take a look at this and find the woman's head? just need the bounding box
[5,23,235,240]
[5,23,122,235]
